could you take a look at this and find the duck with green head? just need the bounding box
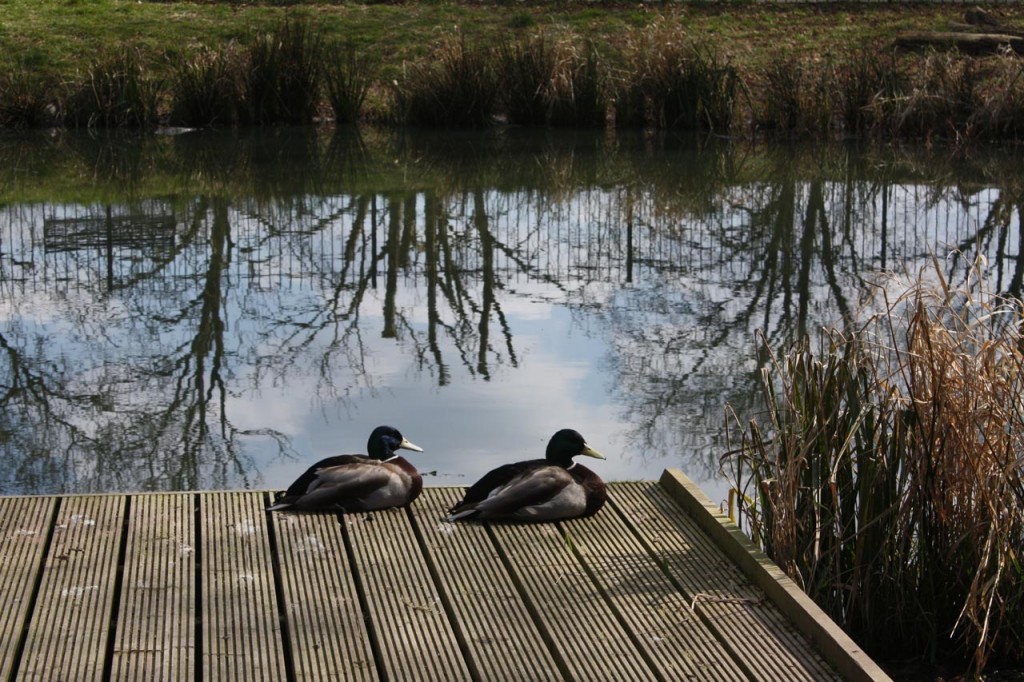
[446,429,607,522]
[268,425,424,512]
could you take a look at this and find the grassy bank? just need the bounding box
[3,1,1021,140]
[0,1,950,81]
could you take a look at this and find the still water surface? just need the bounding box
[1,128,1021,504]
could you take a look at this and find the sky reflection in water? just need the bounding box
[0,128,1020,506]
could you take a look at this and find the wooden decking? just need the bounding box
[0,470,890,682]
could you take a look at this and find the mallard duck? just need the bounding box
[446,429,607,522]
[268,425,424,512]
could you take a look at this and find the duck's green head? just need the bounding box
[368,425,424,460]
[545,429,605,468]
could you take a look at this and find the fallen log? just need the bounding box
[894,31,1024,55]
[947,22,1024,38]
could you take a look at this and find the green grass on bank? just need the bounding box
[0,0,959,83]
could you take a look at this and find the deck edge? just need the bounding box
[657,468,893,682]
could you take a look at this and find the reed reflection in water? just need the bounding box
[0,128,1021,504]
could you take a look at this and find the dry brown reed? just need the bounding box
[727,257,1024,674]
[888,50,979,142]
[969,48,1024,140]
[835,48,905,136]
[497,33,559,126]
[616,23,738,132]
[391,33,498,128]
[755,51,835,136]
[546,38,606,128]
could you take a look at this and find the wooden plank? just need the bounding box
[19,495,126,681]
[272,510,378,682]
[563,499,749,681]
[488,517,660,681]
[0,496,56,681]
[410,488,565,681]
[110,494,196,681]
[656,470,893,682]
[614,479,841,681]
[344,506,473,681]
[200,492,287,682]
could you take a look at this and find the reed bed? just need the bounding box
[324,40,372,126]
[726,259,1024,674]
[616,25,739,132]
[498,34,559,127]
[0,67,57,128]
[6,16,1024,141]
[391,33,498,128]
[169,46,239,128]
[755,51,835,136]
[240,18,324,126]
[835,48,906,137]
[63,48,160,129]
[546,39,606,128]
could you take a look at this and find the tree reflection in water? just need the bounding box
[0,129,1021,499]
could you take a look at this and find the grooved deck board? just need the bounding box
[272,510,378,682]
[344,506,473,681]
[18,495,125,681]
[199,492,286,682]
[489,519,660,681]
[610,481,840,681]
[111,494,195,681]
[0,496,55,681]
[411,488,565,681]
[0,478,889,682]
[563,498,749,681]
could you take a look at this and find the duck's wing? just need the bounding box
[448,461,571,518]
[269,455,376,509]
[450,459,546,509]
[280,455,367,496]
[291,460,396,509]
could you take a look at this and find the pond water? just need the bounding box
[0,127,1021,505]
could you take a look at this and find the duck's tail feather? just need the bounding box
[445,506,480,522]
[267,496,295,512]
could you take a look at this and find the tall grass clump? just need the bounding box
[169,46,239,127]
[755,51,835,137]
[969,48,1024,140]
[240,17,324,126]
[0,68,58,128]
[63,48,161,129]
[324,41,372,125]
[617,25,738,133]
[497,34,558,126]
[835,47,906,136]
[392,33,498,127]
[727,258,1024,675]
[886,50,979,141]
[547,39,606,128]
